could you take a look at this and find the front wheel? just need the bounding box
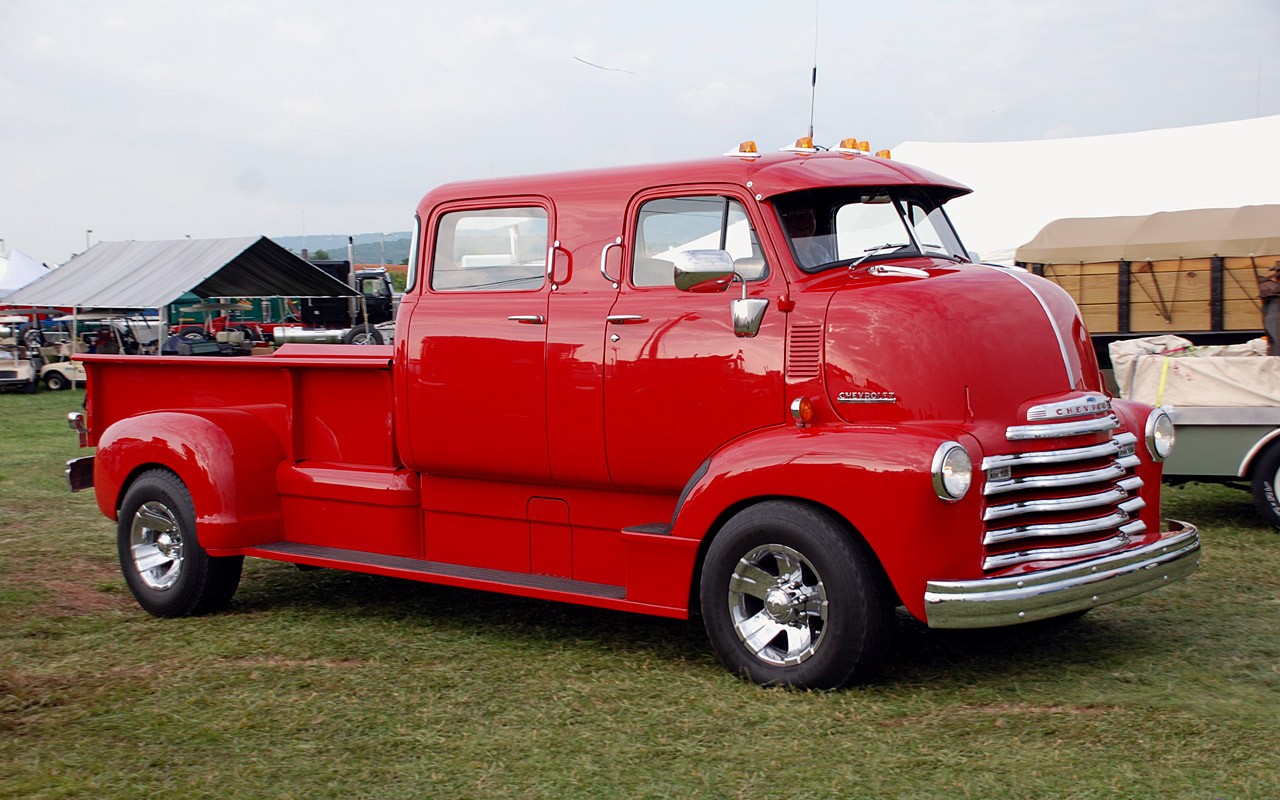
[1251,441,1280,530]
[117,469,243,617]
[700,501,892,688]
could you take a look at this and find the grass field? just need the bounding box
[2,390,1278,799]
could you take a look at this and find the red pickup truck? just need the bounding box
[67,141,1200,687]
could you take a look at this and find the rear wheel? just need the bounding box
[343,323,383,345]
[44,371,69,391]
[1250,441,1280,529]
[177,325,209,342]
[700,501,892,688]
[117,469,242,616]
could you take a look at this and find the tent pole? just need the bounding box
[159,305,168,357]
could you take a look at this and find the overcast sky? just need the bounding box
[2,0,1278,266]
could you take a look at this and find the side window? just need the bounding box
[632,196,769,287]
[431,206,548,292]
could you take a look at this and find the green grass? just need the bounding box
[2,390,1278,799]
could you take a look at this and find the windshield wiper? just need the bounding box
[847,242,910,270]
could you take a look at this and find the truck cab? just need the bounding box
[71,141,1200,688]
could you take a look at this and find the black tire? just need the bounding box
[117,469,243,617]
[22,376,38,394]
[1251,441,1280,529]
[343,323,383,345]
[700,500,892,688]
[44,371,70,391]
[178,325,209,342]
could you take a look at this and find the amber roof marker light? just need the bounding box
[723,140,761,159]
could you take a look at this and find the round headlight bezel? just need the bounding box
[931,442,973,501]
[1145,407,1176,462]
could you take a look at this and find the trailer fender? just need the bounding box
[95,410,286,551]
[671,424,985,621]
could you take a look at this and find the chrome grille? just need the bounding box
[981,424,1144,573]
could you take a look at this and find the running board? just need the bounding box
[246,541,626,600]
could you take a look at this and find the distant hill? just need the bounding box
[271,232,413,265]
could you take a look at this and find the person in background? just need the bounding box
[1258,261,1280,356]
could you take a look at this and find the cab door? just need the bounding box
[402,199,555,571]
[602,191,787,492]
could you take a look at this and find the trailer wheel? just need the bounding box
[343,324,383,345]
[177,325,209,342]
[700,501,892,688]
[1251,442,1280,530]
[117,469,243,617]
[44,371,69,391]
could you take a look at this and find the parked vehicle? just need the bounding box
[0,316,41,393]
[169,263,395,347]
[66,141,1200,687]
[1110,334,1280,529]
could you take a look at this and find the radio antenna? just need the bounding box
[808,0,819,140]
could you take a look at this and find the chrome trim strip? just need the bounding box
[925,522,1200,628]
[1118,519,1148,536]
[981,264,1080,388]
[1006,414,1119,441]
[984,461,1128,496]
[1118,497,1146,514]
[1117,454,1142,469]
[983,486,1132,521]
[1118,476,1144,492]
[982,434,1133,470]
[984,510,1132,546]
[983,532,1132,571]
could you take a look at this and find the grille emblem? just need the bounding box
[1026,395,1110,421]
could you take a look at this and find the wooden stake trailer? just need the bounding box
[1015,205,1280,365]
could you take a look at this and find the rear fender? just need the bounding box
[672,425,985,621]
[95,410,286,550]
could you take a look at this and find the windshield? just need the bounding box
[774,187,969,271]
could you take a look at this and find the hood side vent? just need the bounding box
[788,323,823,380]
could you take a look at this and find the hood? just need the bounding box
[823,264,1101,440]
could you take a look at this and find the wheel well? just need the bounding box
[685,496,899,618]
[115,463,179,516]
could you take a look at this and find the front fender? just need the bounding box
[95,410,286,550]
[672,424,985,622]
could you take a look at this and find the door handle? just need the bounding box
[606,315,648,325]
[508,315,546,325]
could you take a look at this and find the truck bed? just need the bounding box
[79,344,398,468]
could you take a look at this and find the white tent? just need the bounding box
[893,115,1280,264]
[0,248,49,301]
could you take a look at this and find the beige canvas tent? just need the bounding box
[1015,205,1280,336]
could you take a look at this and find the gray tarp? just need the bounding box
[4,236,358,309]
[1016,205,1280,265]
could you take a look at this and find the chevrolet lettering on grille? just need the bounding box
[1026,395,1111,421]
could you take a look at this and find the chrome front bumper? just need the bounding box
[924,520,1200,629]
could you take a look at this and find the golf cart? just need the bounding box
[0,315,42,393]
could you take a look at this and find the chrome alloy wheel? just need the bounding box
[727,544,829,667]
[129,500,185,591]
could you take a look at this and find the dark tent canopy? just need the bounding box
[4,236,359,309]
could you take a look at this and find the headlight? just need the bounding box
[932,442,972,501]
[1145,408,1176,462]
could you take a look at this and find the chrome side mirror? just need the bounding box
[673,249,736,293]
[673,249,767,337]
